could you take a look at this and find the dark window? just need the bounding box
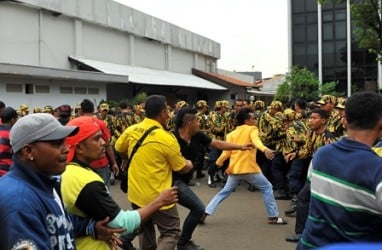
[293,25,305,42]
[35,85,50,93]
[292,0,305,13]
[25,83,34,94]
[88,88,99,95]
[323,23,333,40]
[5,84,22,92]
[74,87,87,94]
[306,0,317,12]
[335,21,346,40]
[293,14,305,25]
[307,24,318,41]
[60,87,73,94]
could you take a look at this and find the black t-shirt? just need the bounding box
[173,130,212,183]
[72,160,121,221]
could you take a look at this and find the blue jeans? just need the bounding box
[205,173,279,218]
[174,179,205,245]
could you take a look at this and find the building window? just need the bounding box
[5,83,22,92]
[88,88,99,95]
[35,85,50,93]
[74,87,87,94]
[25,83,34,94]
[60,86,73,94]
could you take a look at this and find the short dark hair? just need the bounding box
[310,109,329,120]
[80,99,95,113]
[236,108,252,125]
[0,101,5,109]
[175,107,197,129]
[1,107,17,123]
[346,91,382,130]
[294,99,306,110]
[119,101,128,109]
[145,95,167,119]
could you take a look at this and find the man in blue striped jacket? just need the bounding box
[298,91,382,249]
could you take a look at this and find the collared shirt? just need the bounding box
[115,118,186,209]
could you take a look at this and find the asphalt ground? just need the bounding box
[111,176,297,250]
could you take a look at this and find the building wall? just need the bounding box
[290,0,378,93]
[0,77,107,109]
[0,0,223,108]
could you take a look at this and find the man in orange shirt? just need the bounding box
[203,108,287,225]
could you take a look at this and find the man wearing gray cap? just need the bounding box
[0,113,124,250]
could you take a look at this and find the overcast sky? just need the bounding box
[114,0,289,78]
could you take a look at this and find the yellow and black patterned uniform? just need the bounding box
[167,110,176,131]
[196,111,210,133]
[258,111,281,148]
[283,118,307,155]
[326,109,343,139]
[98,114,118,145]
[297,128,336,159]
[115,111,136,139]
[225,111,236,132]
[209,111,229,140]
[253,110,263,127]
[272,111,287,152]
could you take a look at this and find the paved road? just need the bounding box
[111,177,297,250]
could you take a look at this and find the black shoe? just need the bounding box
[285,233,302,243]
[274,191,291,200]
[187,181,196,186]
[284,204,297,215]
[208,175,217,188]
[177,240,204,250]
[248,185,256,192]
[196,173,205,179]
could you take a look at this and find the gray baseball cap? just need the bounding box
[10,113,78,153]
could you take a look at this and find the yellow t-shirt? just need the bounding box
[115,118,186,209]
[216,124,267,175]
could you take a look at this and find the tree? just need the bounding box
[275,66,340,103]
[319,0,382,61]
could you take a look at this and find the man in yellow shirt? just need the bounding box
[115,95,193,250]
[204,108,288,225]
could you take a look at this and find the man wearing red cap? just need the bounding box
[61,116,179,250]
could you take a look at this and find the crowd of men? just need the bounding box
[2,91,382,250]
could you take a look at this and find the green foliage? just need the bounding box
[275,66,342,102]
[104,92,148,111]
[274,82,290,103]
[275,66,320,102]
[321,81,342,96]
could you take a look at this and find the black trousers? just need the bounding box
[295,182,311,234]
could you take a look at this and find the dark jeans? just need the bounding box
[174,179,205,245]
[260,157,273,185]
[194,146,206,176]
[271,152,291,191]
[288,157,311,195]
[207,147,222,176]
[295,182,311,234]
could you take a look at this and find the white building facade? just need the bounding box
[0,0,226,109]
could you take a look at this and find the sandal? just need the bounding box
[268,217,288,225]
